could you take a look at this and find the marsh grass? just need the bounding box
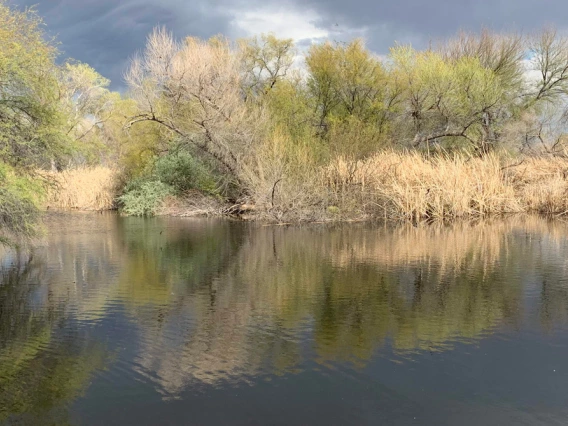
[509,157,568,215]
[325,152,568,221]
[43,152,568,222]
[45,167,119,211]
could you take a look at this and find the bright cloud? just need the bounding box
[230,7,329,42]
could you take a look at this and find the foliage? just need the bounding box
[118,179,174,216]
[0,2,133,241]
[389,46,508,152]
[118,149,220,216]
[58,61,122,165]
[153,150,218,195]
[6,0,568,227]
[306,40,392,128]
[0,1,67,171]
[239,33,296,99]
[0,163,43,245]
[125,29,262,182]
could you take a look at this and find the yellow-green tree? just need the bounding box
[0,2,68,243]
[305,40,398,155]
[239,33,296,100]
[390,46,508,153]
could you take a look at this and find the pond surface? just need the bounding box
[1,213,568,425]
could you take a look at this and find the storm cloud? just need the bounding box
[12,0,568,89]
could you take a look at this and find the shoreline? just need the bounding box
[44,152,568,224]
[42,205,568,226]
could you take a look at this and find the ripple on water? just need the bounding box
[3,214,568,424]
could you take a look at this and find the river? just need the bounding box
[1,213,568,425]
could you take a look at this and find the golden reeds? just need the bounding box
[42,152,568,221]
[45,167,119,211]
[325,152,568,221]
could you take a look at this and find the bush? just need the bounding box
[153,151,218,195]
[118,180,173,216]
[118,151,223,217]
[0,163,43,246]
[0,187,41,246]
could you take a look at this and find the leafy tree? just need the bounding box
[0,2,123,243]
[306,40,394,130]
[239,33,296,100]
[0,2,68,244]
[390,46,509,153]
[0,1,68,171]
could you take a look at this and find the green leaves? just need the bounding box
[118,180,174,217]
[0,1,66,171]
[306,40,390,125]
[0,162,43,245]
[118,151,220,216]
[390,46,510,151]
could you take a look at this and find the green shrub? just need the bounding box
[118,180,173,216]
[118,151,223,216]
[153,151,218,195]
[0,163,44,246]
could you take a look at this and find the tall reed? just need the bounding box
[45,167,119,211]
[325,151,568,221]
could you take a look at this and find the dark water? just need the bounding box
[1,214,568,425]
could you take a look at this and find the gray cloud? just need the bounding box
[298,0,568,52]
[11,0,568,89]
[14,0,234,89]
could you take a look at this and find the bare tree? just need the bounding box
[528,27,568,104]
[125,28,264,182]
[439,29,525,90]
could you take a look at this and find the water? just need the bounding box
[1,213,568,425]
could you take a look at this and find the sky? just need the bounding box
[13,0,568,90]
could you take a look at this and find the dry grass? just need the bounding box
[240,130,330,222]
[157,191,224,217]
[508,157,568,214]
[325,151,568,221]
[45,167,119,211]
[40,151,568,222]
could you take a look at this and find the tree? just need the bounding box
[305,39,398,153]
[58,62,122,165]
[0,1,69,243]
[390,45,509,153]
[528,28,568,105]
[238,33,296,100]
[501,28,568,155]
[438,29,525,95]
[125,28,265,187]
[0,1,67,171]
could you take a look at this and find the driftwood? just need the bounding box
[223,204,256,215]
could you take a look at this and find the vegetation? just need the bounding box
[45,166,118,211]
[5,0,568,240]
[0,1,121,244]
[119,26,568,222]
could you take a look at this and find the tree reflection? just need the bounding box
[0,252,107,424]
[2,214,568,406]
[118,217,568,394]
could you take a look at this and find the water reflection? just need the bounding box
[0,253,107,425]
[2,214,568,422]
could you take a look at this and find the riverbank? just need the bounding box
[44,152,568,222]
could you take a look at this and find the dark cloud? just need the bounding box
[13,0,234,89]
[297,0,568,51]
[10,0,568,89]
